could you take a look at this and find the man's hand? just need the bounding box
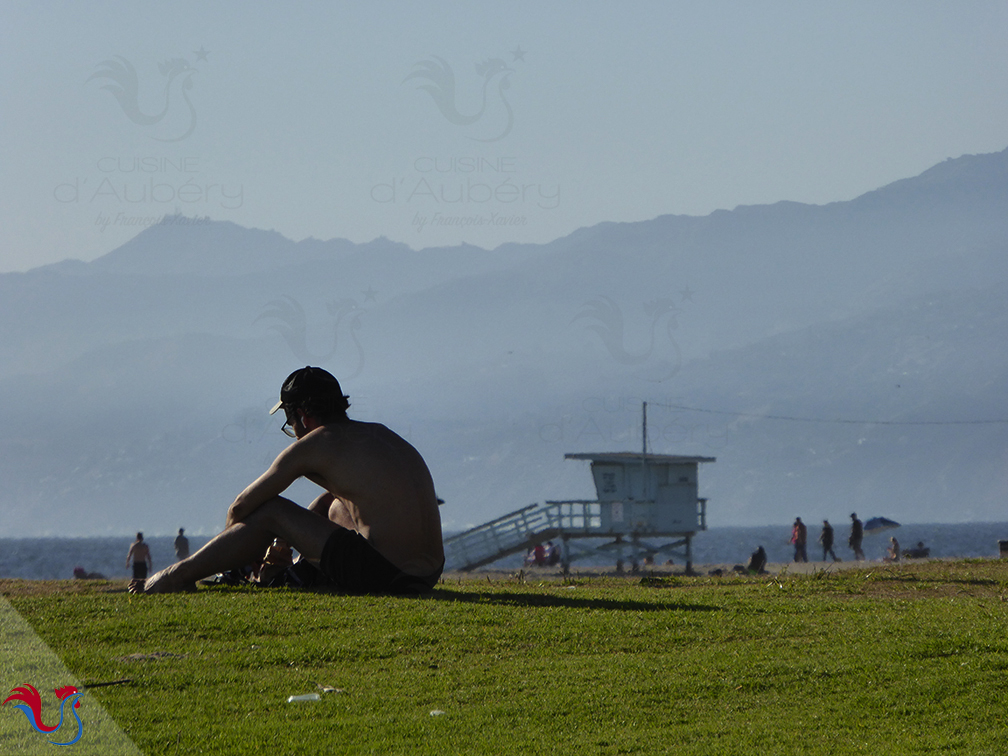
[225,499,249,528]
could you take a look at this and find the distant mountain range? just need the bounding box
[1,147,1006,537]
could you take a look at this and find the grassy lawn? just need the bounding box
[3,561,1008,755]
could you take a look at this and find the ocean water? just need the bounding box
[0,536,211,581]
[2,523,1007,580]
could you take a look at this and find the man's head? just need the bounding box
[136,532,143,541]
[178,528,185,535]
[269,367,350,429]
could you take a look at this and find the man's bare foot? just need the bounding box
[143,567,196,594]
[127,578,145,594]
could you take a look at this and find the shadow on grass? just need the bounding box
[429,589,721,613]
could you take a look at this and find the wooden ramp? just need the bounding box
[443,501,601,572]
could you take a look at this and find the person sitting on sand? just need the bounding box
[531,543,547,566]
[884,536,901,563]
[747,546,768,574]
[126,532,152,588]
[546,541,561,566]
[141,367,444,595]
[906,541,930,559]
[73,566,106,580]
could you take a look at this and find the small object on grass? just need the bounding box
[317,685,345,694]
[287,693,321,703]
[430,709,446,716]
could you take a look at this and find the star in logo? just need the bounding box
[680,285,695,302]
[362,286,378,303]
[511,45,526,63]
[193,45,210,62]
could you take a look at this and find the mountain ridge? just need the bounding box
[1,146,1006,535]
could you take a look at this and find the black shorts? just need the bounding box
[132,562,148,580]
[317,527,442,595]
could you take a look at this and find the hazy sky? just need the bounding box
[2,1,1007,272]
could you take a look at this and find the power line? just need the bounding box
[655,402,1008,426]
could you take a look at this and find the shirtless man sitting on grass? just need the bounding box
[142,367,444,594]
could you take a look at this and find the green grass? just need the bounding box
[4,561,1008,755]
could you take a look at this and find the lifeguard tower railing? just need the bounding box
[443,498,707,573]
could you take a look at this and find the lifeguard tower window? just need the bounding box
[564,452,715,536]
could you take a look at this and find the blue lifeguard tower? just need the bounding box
[443,404,715,573]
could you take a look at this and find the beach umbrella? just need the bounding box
[863,516,900,534]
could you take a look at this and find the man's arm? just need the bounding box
[226,440,315,527]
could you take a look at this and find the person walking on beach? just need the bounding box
[174,528,190,560]
[849,513,865,561]
[141,366,444,595]
[791,517,808,562]
[819,520,839,562]
[126,532,152,587]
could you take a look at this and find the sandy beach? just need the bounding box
[442,556,943,583]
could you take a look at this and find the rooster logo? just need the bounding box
[255,296,367,379]
[3,684,84,746]
[88,55,199,142]
[405,54,519,142]
[574,296,683,382]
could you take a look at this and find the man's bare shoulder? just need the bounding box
[307,420,407,448]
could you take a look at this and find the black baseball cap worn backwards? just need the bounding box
[269,366,350,415]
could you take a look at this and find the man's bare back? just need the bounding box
[234,419,444,575]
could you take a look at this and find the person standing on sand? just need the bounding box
[849,513,865,561]
[174,528,190,560]
[790,517,808,562]
[141,366,444,595]
[819,520,839,562]
[126,532,152,586]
